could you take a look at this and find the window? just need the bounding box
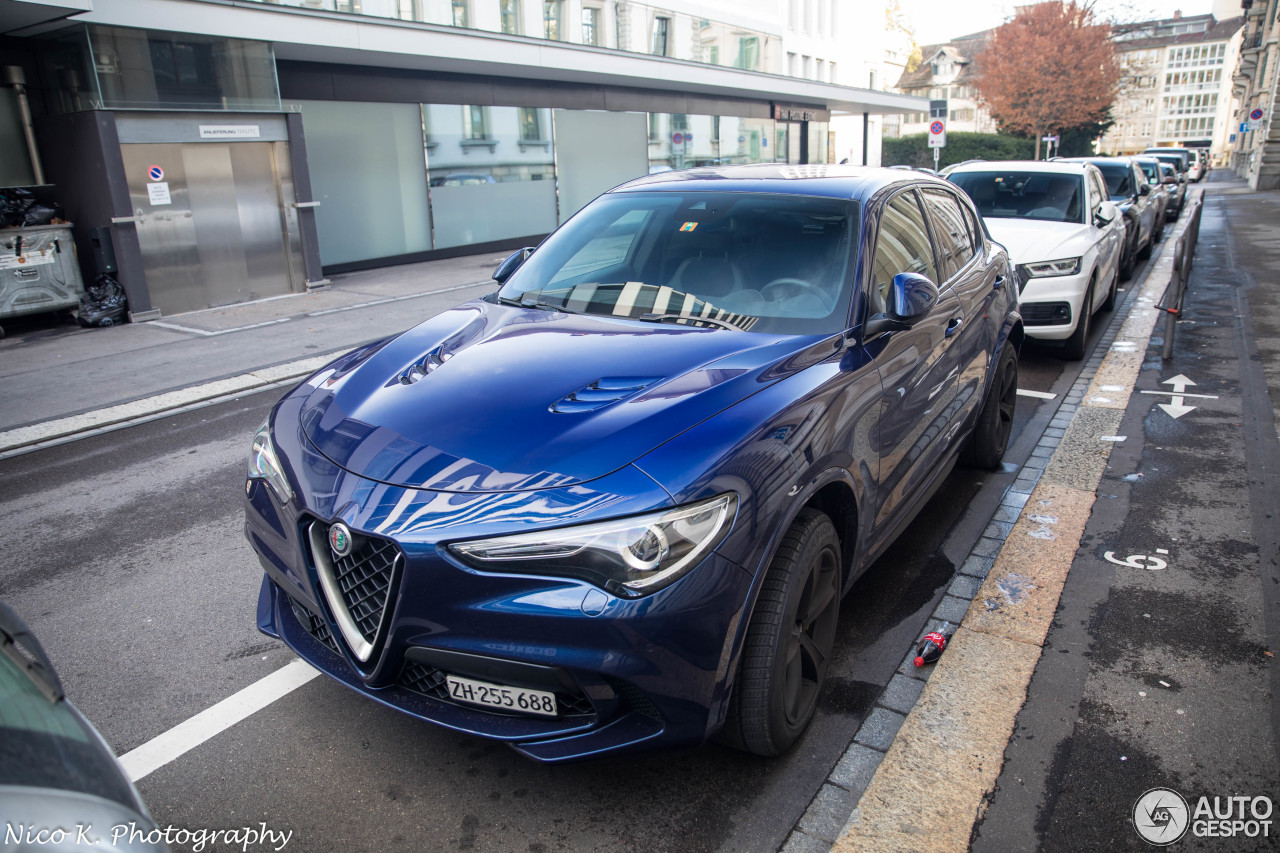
[788,52,798,76]
[869,69,877,90]
[871,191,938,313]
[581,6,601,45]
[465,105,490,139]
[543,0,562,39]
[921,188,975,282]
[651,16,670,55]
[451,0,468,27]
[519,107,542,141]
[396,0,421,21]
[500,0,520,34]
[736,37,760,70]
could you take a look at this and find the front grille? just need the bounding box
[289,598,340,655]
[398,660,595,719]
[306,519,402,661]
[332,536,400,644]
[1020,301,1073,326]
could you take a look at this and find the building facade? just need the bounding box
[889,30,998,138]
[0,0,921,318]
[1229,0,1280,188]
[1100,11,1243,162]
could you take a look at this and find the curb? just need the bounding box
[0,352,340,457]
[781,196,1200,853]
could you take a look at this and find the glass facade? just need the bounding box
[647,113,806,172]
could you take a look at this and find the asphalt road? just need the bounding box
[0,253,1157,853]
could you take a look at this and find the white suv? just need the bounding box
[948,161,1124,359]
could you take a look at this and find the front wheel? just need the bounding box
[1062,283,1093,361]
[722,509,841,756]
[961,343,1018,470]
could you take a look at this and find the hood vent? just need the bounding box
[397,346,448,385]
[552,376,663,414]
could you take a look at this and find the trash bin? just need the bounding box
[0,222,84,337]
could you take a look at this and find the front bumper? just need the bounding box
[1016,268,1092,341]
[246,464,754,763]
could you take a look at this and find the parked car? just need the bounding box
[0,602,169,852]
[1132,156,1171,231]
[1145,146,1200,181]
[245,164,1023,762]
[1059,157,1159,279]
[1154,159,1187,218]
[948,160,1123,359]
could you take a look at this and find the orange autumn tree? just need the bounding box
[975,1,1121,159]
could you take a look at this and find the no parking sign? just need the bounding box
[147,165,164,181]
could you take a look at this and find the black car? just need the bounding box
[1059,157,1159,280]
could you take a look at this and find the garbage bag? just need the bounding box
[23,204,56,226]
[0,189,35,228]
[78,274,128,327]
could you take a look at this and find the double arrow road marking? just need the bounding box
[1139,374,1218,419]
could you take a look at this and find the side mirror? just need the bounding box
[1095,201,1118,226]
[1139,184,1151,196]
[864,272,939,338]
[1163,175,1178,185]
[492,247,534,283]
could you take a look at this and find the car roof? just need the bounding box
[611,163,959,201]
[946,160,1093,177]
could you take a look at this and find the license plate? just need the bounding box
[445,674,558,718]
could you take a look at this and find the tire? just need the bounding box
[1100,262,1119,312]
[1119,230,1135,281]
[1153,210,1166,243]
[1062,281,1092,360]
[722,509,841,756]
[1137,228,1153,261]
[961,343,1018,470]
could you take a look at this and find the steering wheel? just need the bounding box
[762,277,827,304]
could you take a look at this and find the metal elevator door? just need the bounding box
[121,142,303,315]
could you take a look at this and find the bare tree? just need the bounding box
[974,1,1121,158]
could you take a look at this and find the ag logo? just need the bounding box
[328,523,354,558]
[1134,787,1190,845]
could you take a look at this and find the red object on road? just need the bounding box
[914,628,952,667]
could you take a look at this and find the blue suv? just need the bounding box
[245,164,1023,762]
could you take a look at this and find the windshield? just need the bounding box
[1136,160,1161,182]
[949,170,1084,224]
[498,191,859,335]
[1093,163,1133,199]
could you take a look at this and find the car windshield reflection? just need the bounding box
[949,171,1085,224]
[498,191,859,335]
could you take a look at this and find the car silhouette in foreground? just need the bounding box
[0,602,168,852]
[246,164,1023,762]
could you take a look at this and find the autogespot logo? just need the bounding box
[1134,788,1190,845]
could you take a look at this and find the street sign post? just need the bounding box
[928,119,946,171]
[1041,134,1060,159]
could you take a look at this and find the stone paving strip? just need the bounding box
[0,352,340,456]
[783,196,1202,853]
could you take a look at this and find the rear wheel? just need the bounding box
[961,344,1018,470]
[722,509,841,756]
[1062,281,1093,361]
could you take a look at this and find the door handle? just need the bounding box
[946,316,964,337]
[993,274,1006,290]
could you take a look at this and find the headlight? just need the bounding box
[447,494,738,598]
[248,419,294,504]
[1022,257,1082,278]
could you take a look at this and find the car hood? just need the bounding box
[984,218,1097,264]
[294,300,835,493]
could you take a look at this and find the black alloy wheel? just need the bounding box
[961,343,1018,470]
[721,509,841,756]
[1062,279,1093,361]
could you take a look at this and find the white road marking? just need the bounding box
[1016,389,1057,400]
[119,659,319,782]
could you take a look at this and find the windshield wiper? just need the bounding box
[637,312,739,331]
[497,294,581,315]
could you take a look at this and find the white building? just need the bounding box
[0,0,921,316]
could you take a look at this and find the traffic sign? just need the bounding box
[147,165,164,181]
[1250,108,1264,121]
[672,132,684,145]
[928,119,946,148]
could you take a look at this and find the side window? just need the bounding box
[1088,172,1107,215]
[1133,164,1149,193]
[921,188,976,283]
[869,190,938,315]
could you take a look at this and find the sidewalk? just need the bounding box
[825,174,1280,852]
[0,252,505,451]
